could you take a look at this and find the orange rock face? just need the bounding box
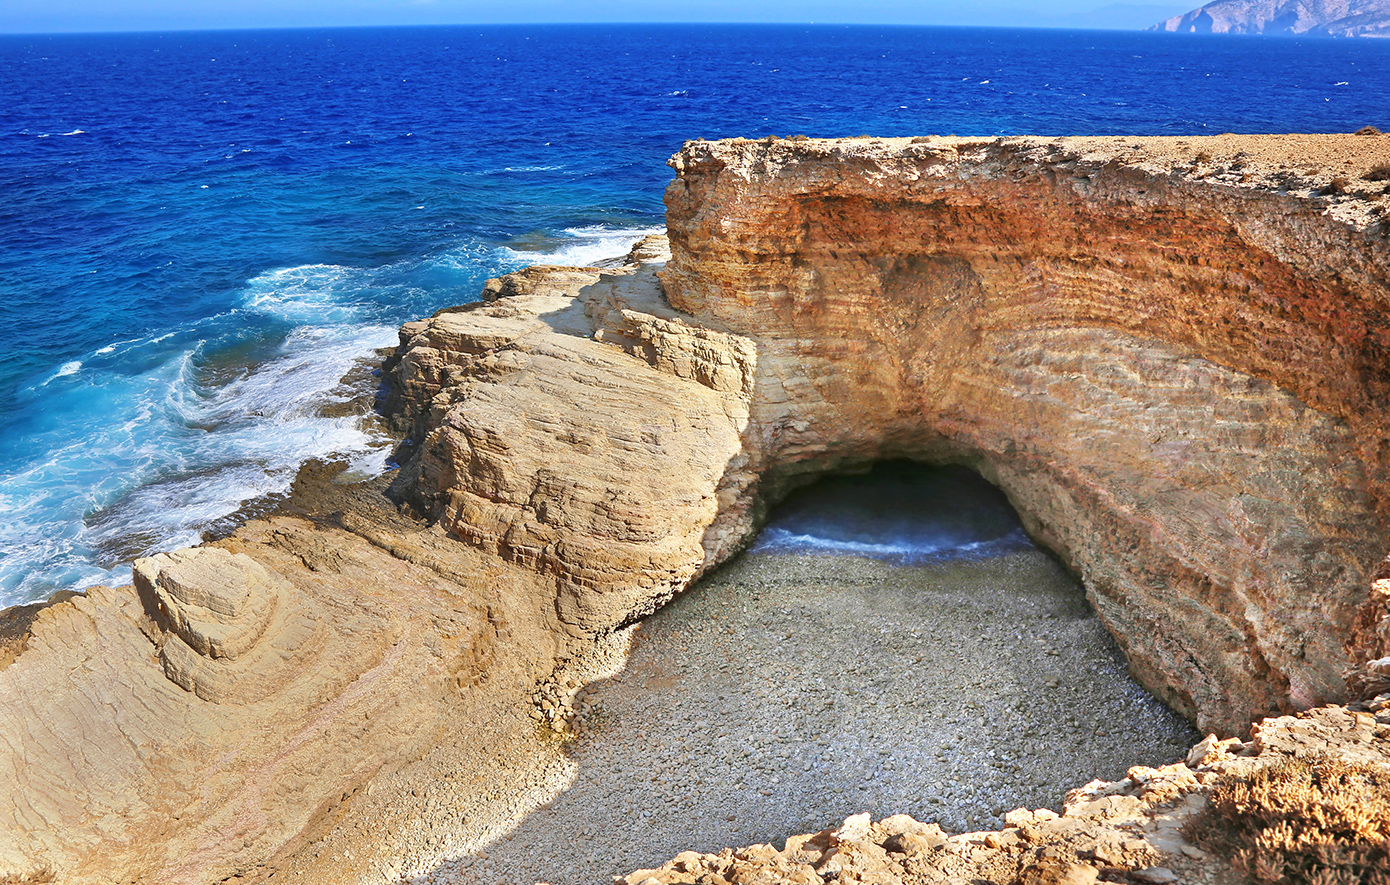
[389,135,1390,737]
[659,135,1390,735]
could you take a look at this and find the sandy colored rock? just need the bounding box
[385,236,756,636]
[0,482,573,884]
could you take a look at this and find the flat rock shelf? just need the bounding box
[427,539,1199,885]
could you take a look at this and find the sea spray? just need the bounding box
[0,226,661,604]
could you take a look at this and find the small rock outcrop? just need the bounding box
[384,238,756,635]
[136,547,323,705]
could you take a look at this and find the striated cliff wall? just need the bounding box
[394,133,1390,736]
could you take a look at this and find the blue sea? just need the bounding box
[2,24,1388,607]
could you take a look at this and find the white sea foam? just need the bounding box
[751,526,1030,562]
[1,224,668,606]
[94,337,140,356]
[38,361,83,387]
[2,295,399,604]
[74,321,397,584]
[500,224,665,268]
[240,264,378,324]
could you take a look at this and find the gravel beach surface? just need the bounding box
[427,539,1199,885]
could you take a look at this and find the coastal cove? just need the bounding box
[428,466,1199,885]
[4,24,1390,604]
[5,24,1390,885]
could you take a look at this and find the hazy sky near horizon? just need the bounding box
[2,1,1194,35]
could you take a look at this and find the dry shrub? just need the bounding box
[1184,755,1390,885]
[0,870,55,885]
[1355,126,1383,136]
[1365,163,1390,182]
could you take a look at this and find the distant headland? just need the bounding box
[1153,0,1390,36]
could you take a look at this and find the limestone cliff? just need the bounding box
[2,133,1390,884]
[396,133,1390,736]
[1153,0,1390,36]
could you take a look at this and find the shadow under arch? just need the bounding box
[663,137,1390,739]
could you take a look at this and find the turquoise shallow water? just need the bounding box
[2,24,1389,605]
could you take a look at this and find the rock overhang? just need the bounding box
[393,134,1390,737]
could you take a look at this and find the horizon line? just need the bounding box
[0,19,1211,38]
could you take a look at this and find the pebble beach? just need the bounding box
[428,542,1199,885]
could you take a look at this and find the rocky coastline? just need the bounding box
[2,133,1390,884]
[1153,0,1390,37]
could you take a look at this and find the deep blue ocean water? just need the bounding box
[2,24,1388,606]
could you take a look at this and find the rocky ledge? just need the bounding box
[2,133,1390,884]
[615,705,1390,885]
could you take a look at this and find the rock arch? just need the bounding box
[392,135,1390,737]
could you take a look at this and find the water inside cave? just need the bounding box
[432,462,1200,885]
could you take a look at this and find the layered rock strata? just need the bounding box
[394,134,1390,736]
[2,133,1389,884]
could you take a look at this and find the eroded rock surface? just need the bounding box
[0,485,570,884]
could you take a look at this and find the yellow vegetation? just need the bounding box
[1185,755,1390,885]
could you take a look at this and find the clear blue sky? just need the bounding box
[2,1,1194,35]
